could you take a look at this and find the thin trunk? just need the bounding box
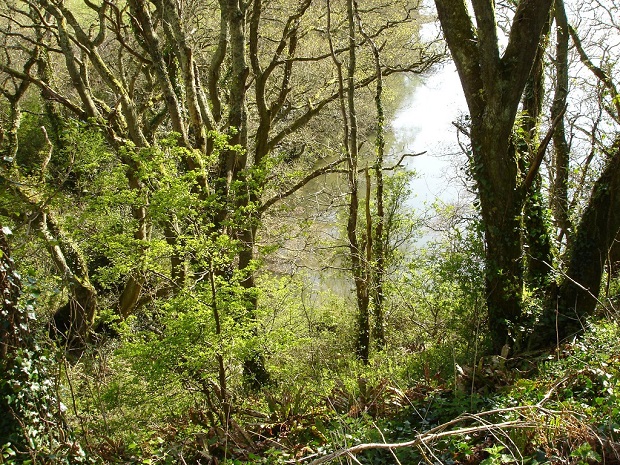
[346,0,369,363]
[219,0,269,387]
[550,0,572,245]
[158,0,210,151]
[164,220,186,289]
[327,0,369,363]
[209,258,231,427]
[118,167,150,318]
[209,3,229,124]
[355,3,387,350]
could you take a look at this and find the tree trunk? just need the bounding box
[474,133,524,353]
[346,0,370,363]
[37,211,98,346]
[0,226,23,360]
[520,19,553,294]
[434,0,554,353]
[532,147,620,347]
[550,0,572,245]
[354,2,387,350]
[238,225,271,388]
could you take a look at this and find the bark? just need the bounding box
[39,0,100,120]
[550,0,572,244]
[238,223,270,388]
[34,1,156,320]
[371,106,387,350]
[208,259,231,426]
[434,0,554,353]
[532,146,620,346]
[208,3,229,124]
[214,0,272,387]
[521,18,553,293]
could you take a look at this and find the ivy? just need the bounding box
[0,227,89,464]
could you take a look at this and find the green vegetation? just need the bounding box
[2,0,620,463]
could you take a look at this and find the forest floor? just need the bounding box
[82,320,620,464]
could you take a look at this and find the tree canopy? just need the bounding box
[2,0,620,463]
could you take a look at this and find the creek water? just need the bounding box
[263,63,469,305]
[390,62,467,212]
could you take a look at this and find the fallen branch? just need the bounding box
[303,420,535,465]
[297,404,563,465]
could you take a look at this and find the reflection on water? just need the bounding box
[390,62,467,211]
[262,62,470,301]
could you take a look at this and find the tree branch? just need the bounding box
[260,156,347,213]
[523,105,567,192]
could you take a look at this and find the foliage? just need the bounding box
[0,231,87,464]
[3,0,620,463]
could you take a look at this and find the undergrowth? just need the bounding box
[53,320,620,464]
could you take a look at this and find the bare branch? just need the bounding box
[260,156,348,212]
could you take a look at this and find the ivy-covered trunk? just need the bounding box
[434,0,554,354]
[0,227,23,362]
[521,24,554,294]
[472,124,524,354]
[532,147,620,346]
[0,226,83,461]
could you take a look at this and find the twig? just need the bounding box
[260,156,347,213]
[537,376,570,408]
[382,151,426,171]
[304,419,536,465]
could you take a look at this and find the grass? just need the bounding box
[58,319,620,464]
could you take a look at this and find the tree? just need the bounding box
[433,0,554,353]
[0,0,440,379]
[434,0,620,352]
[531,0,620,345]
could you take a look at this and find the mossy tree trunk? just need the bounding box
[531,146,620,346]
[520,18,554,295]
[434,0,554,353]
[550,0,572,247]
